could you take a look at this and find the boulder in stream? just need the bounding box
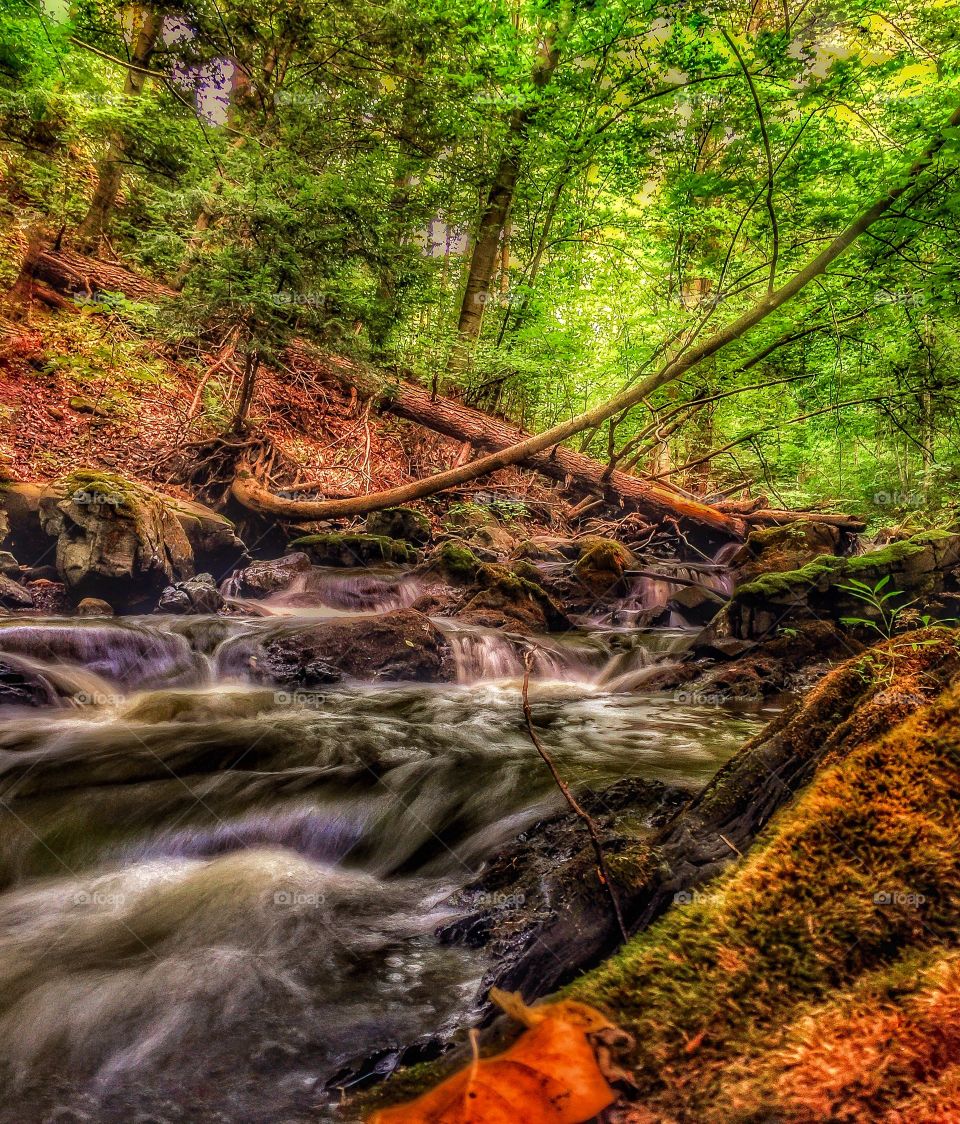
[230,608,454,686]
[728,519,846,584]
[422,541,570,632]
[38,470,194,609]
[572,536,636,597]
[230,551,313,597]
[0,573,33,610]
[157,573,224,615]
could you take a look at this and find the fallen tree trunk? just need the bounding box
[283,348,751,537]
[236,103,957,532]
[22,246,751,539]
[16,244,870,540]
[25,245,178,303]
[285,347,866,536]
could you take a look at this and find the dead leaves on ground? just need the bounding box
[369,988,632,1124]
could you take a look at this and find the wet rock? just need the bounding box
[572,537,636,597]
[721,531,960,641]
[513,537,580,564]
[289,533,416,567]
[0,573,33,610]
[0,550,18,579]
[365,507,431,546]
[423,542,570,632]
[458,565,570,632]
[167,496,248,575]
[442,503,518,557]
[232,552,312,598]
[439,777,690,986]
[76,597,114,617]
[157,574,224,615]
[685,620,858,700]
[666,584,726,627]
[428,540,482,584]
[38,471,194,609]
[237,609,454,686]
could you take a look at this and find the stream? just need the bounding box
[0,565,769,1122]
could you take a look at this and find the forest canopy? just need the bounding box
[3,0,959,522]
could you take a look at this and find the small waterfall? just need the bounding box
[436,621,618,684]
[0,620,207,692]
[223,565,425,617]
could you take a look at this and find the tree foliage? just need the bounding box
[3,0,959,520]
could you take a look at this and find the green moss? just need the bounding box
[734,554,845,599]
[509,559,544,586]
[442,502,494,533]
[60,469,147,514]
[431,539,482,582]
[289,533,415,566]
[565,638,960,1120]
[734,531,960,602]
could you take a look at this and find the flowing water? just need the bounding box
[0,565,770,1122]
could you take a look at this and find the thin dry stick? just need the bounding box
[521,651,628,943]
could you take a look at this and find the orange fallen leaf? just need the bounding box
[369,989,620,1124]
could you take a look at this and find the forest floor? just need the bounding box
[0,307,557,528]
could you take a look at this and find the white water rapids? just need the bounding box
[0,565,770,1122]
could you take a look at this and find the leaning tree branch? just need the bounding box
[230,99,960,528]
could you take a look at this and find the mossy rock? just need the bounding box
[724,530,960,640]
[442,503,495,533]
[566,631,960,1122]
[429,540,482,583]
[573,536,636,596]
[38,470,194,608]
[289,532,416,567]
[731,519,843,583]
[365,507,431,546]
[462,562,570,632]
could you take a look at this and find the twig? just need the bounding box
[521,652,628,943]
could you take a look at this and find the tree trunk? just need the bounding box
[77,6,162,252]
[284,347,749,537]
[449,16,567,369]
